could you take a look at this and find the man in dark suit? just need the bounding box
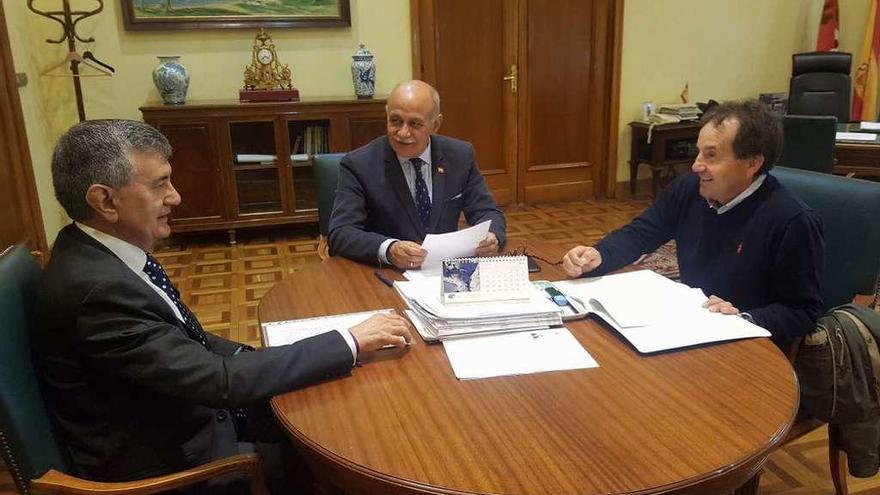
[328,80,506,269]
[35,120,412,493]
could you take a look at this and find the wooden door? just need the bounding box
[413,0,619,203]
[413,0,518,205]
[0,2,47,259]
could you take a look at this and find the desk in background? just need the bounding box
[628,121,701,198]
[629,122,880,199]
[835,123,880,178]
[259,242,798,495]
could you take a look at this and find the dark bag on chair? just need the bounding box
[794,304,880,477]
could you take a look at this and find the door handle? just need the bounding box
[502,65,517,93]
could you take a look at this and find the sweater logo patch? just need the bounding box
[736,242,743,255]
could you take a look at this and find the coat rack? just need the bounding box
[27,0,106,122]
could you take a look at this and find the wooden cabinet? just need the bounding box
[141,97,386,241]
[628,121,700,198]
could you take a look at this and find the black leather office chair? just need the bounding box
[779,115,837,174]
[0,245,269,495]
[788,51,852,123]
[313,153,345,259]
[770,168,880,495]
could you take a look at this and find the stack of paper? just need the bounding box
[554,270,770,353]
[395,275,563,341]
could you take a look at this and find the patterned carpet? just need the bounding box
[2,198,878,495]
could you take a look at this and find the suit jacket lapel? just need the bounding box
[427,140,446,232]
[383,140,424,235]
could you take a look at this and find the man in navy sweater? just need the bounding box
[563,100,824,340]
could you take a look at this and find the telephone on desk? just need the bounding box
[648,113,681,125]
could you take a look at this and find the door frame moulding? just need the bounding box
[0,2,48,257]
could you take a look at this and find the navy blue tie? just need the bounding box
[143,253,210,349]
[411,157,431,227]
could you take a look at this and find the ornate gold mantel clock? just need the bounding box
[239,29,300,102]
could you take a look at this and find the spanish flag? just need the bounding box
[853,0,880,121]
[816,0,839,51]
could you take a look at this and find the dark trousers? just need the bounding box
[198,401,314,495]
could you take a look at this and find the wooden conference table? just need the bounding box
[258,242,798,495]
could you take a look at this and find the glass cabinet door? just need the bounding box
[230,121,282,215]
[287,120,330,213]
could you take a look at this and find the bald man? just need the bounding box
[328,80,506,269]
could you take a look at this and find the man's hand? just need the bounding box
[562,245,602,278]
[349,313,413,354]
[703,295,740,315]
[387,241,427,269]
[475,232,500,257]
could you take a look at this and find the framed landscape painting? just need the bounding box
[122,0,351,30]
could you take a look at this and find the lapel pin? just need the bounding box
[437,165,445,174]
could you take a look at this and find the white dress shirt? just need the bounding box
[75,223,358,362]
[378,141,433,264]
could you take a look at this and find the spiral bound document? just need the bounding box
[262,309,394,347]
[441,255,531,304]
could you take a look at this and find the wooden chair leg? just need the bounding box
[829,443,848,495]
[732,470,761,495]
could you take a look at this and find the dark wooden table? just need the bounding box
[258,243,798,495]
[835,123,880,178]
[628,121,701,198]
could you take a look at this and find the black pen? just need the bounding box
[373,270,394,288]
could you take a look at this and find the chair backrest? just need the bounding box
[772,167,880,309]
[788,51,852,122]
[779,115,837,174]
[313,153,345,237]
[0,246,70,493]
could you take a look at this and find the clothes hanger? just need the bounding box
[42,51,112,77]
[82,51,114,73]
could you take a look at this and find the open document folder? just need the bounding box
[554,270,770,353]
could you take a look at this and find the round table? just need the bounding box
[259,249,797,495]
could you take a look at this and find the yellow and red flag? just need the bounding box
[817,0,839,51]
[853,0,880,121]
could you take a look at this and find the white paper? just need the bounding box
[860,121,880,131]
[836,132,877,142]
[420,220,491,271]
[262,309,394,347]
[555,270,770,353]
[235,153,277,163]
[442,327,598,380]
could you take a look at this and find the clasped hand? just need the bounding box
[562,245,603,277]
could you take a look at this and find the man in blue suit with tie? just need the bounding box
[328,80,506,269]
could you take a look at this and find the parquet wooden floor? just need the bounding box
[2,199,878,495]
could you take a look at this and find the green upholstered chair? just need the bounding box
[313,153,345,259]
[0,245,269,495]
[779,115,837,175]
[773,167,880,310]
[770,167,880,495]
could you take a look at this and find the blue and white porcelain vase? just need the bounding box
[351,44,375,99]
[152,56,190,105]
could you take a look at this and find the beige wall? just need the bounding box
[7,0,876,242]
[617,0,871,186]
[4,0,412,244]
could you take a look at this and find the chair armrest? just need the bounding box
[30,452,269,495]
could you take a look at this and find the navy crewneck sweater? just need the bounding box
[592,172,824,339]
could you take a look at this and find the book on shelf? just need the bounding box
[441,255,531,304]
[553,270,770,353]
